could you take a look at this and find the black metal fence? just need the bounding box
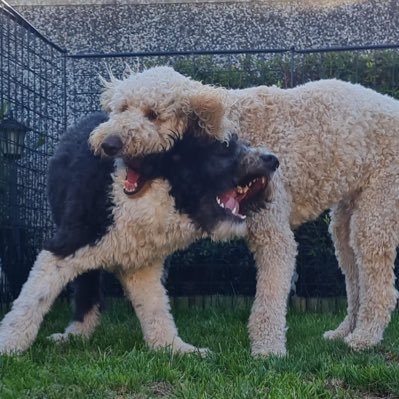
[0,1,66,304]
[1,0,399,305]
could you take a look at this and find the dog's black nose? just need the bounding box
[261,154,279,171]
[101,135,123,156]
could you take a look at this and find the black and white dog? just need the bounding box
[0,112,278,354]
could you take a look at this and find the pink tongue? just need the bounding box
[219,190,240,212]
[124,169,140,191]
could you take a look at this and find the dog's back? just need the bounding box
[45,112,115,257]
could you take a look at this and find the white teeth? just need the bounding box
[216,196,246,220]
[216,197,225,208]
[216,196,225,208]
[261,177,266,184]
[129,183,138,192]
[125,183,138,193]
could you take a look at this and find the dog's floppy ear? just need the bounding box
[189,91,226,141]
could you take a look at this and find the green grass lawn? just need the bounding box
[0,300,398,399]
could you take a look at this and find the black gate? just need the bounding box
[0,1,66,303]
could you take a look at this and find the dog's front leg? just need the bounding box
[119,262,209,355]
[247,206,297,357]
[0,250,81,354]
[48,270,103,343]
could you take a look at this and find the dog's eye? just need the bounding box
[145,109,158,122]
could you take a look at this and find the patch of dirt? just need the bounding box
[109,382,175,399]
[146,382,175,397]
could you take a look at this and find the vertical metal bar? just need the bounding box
[290,46,295,88]
[63,52,67,132]
[0,10,4,111]
[13,15,17,120]
[6,11,11,117]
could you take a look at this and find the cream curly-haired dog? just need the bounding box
[0,111,277,355]
[89,66,399,356]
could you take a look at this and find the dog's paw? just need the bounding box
[251,343,287,358]
[323,317,354,341]
[323,330,341,340]
[0,337,24,355]
[344,330,382,351]
[323,328,350,340]
[47,332,72,343]
[193,346,211,357]
[0,344,22,355]
[171,341,211,356]
[0,331,30,355]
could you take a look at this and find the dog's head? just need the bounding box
[89,66,232,158]
[118,131,279,240]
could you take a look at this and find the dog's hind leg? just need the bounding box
[344,179,399,350]
[0,248,102,354]
[48,270,104,342]
[324,200,359,340]
[119,261,209,355]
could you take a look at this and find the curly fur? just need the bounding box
[89,67,399,356]
[89,69,234,157]
[46,112,114,257]
[0,111,276,354]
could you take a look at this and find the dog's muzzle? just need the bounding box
[101,135,123,156]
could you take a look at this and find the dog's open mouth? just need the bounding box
[216,176,268,220]
[123,167,148,196]
[123,154,152,195]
